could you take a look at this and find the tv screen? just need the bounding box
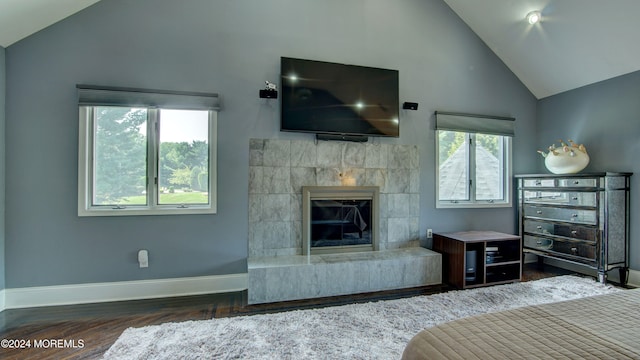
[280,57,399,138]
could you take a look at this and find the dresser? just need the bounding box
[515,173,631,284]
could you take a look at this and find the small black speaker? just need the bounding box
[402,102,419,110]
[465,250,477,282]
[259,89,278,99]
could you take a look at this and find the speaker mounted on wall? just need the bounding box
[402,102,419,110]
[259,89,278,99]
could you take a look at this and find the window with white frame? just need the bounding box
[435,112,514,208]
[77,85,219,216]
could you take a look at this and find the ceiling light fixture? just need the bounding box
[526,10,542,24]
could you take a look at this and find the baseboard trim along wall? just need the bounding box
[541,258,640,288]
[1,267,637,313]
[628,269,640,288]
[2,273,248,311]
[0,289,5,312]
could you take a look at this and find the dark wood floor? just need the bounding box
[0,264,575,360]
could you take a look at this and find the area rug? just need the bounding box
[103,275,620,360]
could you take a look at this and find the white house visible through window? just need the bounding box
[435,112,513,208]
[78,85,219,216]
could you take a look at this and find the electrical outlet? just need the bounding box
[138,249,149,268]
[427,229,433,238]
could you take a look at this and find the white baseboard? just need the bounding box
[627,269,640,288]
[3,273,248,310]
[0,289,5,313]
[538,258,639,287]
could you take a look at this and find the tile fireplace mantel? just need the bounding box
[249,139,420,257]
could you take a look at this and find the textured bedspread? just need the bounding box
[402,288,640,359]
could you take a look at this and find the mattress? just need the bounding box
[402,288,640,359]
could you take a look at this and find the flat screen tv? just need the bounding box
[280,57,399,139]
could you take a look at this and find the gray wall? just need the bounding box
[5,0,537,288]
[0,45,5,291]
[537,70,640,270]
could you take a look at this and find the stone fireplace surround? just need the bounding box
[247,139,441,304]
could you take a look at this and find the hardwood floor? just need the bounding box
[0,264,576,360]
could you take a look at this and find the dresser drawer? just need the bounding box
[523,179,555,188]
[523,205,597,225]
[524,235,596,261]
[523,220,597,243]
[556,178,597,188]
[523,235,553,250]
[523,190,597,207]
[522,178,598,188]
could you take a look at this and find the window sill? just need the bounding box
[78,206,216,217]
[436,201,512,209]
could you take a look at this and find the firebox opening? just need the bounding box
[303,186,380,255]
[311,199,372,248]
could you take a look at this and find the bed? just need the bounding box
[402,288,640,359]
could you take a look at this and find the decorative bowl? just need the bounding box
[538,140,589,174]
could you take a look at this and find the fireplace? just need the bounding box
[302,186,380,255]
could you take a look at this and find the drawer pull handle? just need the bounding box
[535,180,542,186]
[536,210,543,215]
[572,196,579,200]
[536,241,543,245]
[571,247,578,253]
[536,226,543,230]
[574,180,580,185]
[571,230,578,236]
[571,214,578,218]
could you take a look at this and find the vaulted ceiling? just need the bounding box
[1,0,639,99]
[0,0,100,48]
[443,0,640,98]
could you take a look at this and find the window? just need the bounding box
[435,112,513,208]
[77,85,219,216]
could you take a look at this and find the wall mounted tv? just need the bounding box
[280,57,399,140]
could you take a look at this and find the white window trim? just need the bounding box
[436,131,512,209]
[78,106,218,216]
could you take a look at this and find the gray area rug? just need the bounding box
[103,275,620,359]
